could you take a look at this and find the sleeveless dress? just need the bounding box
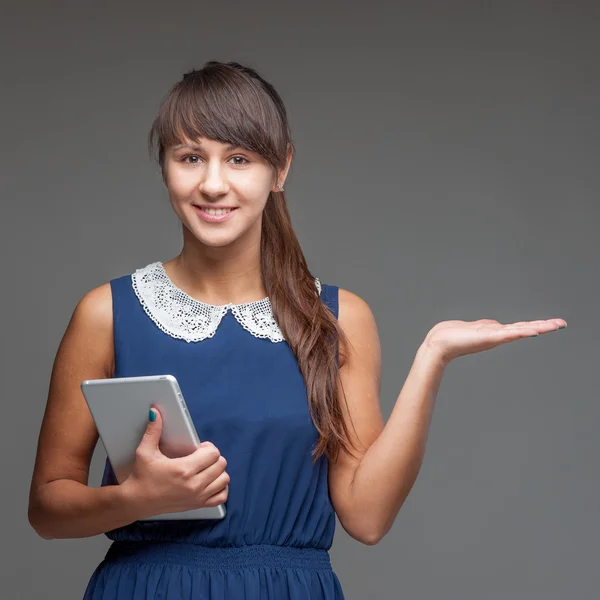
[82,261,346,600]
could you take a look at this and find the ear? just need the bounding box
[271,143,294,192]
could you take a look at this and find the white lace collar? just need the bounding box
[131,261,322,344]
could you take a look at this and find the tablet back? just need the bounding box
[81,374,226,520]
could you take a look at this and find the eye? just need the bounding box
[229,156,250,166]
[181,154,200,164]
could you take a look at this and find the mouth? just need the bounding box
[193,205,238,223]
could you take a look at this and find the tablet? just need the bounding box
[80,374,226,521]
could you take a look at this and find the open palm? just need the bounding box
[425,318,567,365]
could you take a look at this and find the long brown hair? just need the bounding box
[148,60,358,464]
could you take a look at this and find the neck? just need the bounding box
[163,228,266,305]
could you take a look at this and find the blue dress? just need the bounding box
[83,261,345,599]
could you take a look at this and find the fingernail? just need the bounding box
[529,335,538,338]
[558,325,566,329]
[149,409,156,422]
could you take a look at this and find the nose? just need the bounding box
[198,160,229,197]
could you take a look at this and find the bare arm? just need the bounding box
[328,289,446,545]
[28,283,143,539]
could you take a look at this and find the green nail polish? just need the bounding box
[149,409,156,422]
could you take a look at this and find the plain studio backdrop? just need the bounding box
[1,1,597,598]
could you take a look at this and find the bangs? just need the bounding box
[148,66,287,169]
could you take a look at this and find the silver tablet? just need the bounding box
[80,374,226,521]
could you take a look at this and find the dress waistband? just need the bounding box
[104,541,332,571]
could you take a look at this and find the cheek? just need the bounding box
[166,185,198,215]
[166,171,196,196]
[240,189,269,210]
[237,175,274,207]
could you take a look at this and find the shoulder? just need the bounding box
[318,282,376,325]
[78,268,137,318]
[335,288,380,366]
[68,283,114,365]
[72,262,166,331]
[53,281,115,381]
[73,282,113,329]
[337,288,378,331]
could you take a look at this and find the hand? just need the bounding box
[120,407,230,520]
[424,317,567,365]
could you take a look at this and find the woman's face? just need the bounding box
[163,136,289,248]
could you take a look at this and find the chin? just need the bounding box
[199,235,239,248]
[186,225,243,248]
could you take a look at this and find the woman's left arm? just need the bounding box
[328,289,566,546]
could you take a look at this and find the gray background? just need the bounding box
[2,1,597,598]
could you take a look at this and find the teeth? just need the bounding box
[202,208,232,216]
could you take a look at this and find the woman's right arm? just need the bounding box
[28,282,144,539]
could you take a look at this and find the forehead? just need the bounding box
[169,137,243,153]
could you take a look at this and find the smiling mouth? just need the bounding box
[194,206,238,216]
[194,204,237,216]
[192,205,239,223]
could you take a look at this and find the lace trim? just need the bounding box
[131,261,322,343]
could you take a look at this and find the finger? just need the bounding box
[490,326,539,340]
[200,471,230,498]
[547,318,567,328]
[139,406,163,451]
[192,455,228,482]
[523,322,562,334]
[509,319,562,329]
[203,485,229,507]
[173,445,224,474]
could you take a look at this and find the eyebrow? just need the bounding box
[171,143,242,153]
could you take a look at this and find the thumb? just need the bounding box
[140,406,163,452]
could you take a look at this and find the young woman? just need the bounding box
[28,60,566,599]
